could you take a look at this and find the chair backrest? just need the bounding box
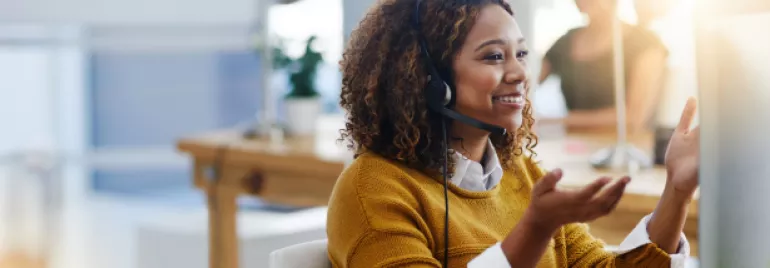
[269,239,331,268]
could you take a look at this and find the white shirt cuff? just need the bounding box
[468,242,510,268]
[609,214,691,268]
[468,214,692,268]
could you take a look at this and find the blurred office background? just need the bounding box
[0,0,700,267]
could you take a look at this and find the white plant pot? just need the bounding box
[284,97,322,136]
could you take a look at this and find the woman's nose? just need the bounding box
[503,61,527,85]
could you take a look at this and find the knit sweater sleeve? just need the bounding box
[344,229,441,268]
[327,154,443,268]
[564,223,671,267]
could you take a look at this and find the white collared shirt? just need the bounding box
[449,139,504,192]
[451,139,692,268]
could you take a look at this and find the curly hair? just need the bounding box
[339,0,538,176]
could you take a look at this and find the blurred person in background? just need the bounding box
[634,0,675,29]
[538,0,668,133]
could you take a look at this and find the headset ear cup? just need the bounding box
[442,82,452,106]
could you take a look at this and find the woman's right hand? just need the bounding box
[523,169,631,232]
[498,169,630,266]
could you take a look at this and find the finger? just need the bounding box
[532,169,563,195]
[580,182,628,221]
[599,184,626,216]
[592,177,630,213]
[690,125,700,139]
[574,177,612,201]
[677,97,698,132]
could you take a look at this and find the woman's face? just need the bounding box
[575,0,615,17]
[452,4,528,134]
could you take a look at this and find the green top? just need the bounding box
[545,24,667,111]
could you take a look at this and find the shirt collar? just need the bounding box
[449,139,504,191]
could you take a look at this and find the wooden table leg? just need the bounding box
[207,183,239,268]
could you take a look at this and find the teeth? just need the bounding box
[493,96,524,104]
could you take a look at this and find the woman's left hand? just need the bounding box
[664,98,700,195]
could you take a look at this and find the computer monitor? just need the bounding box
[696,2,770,267]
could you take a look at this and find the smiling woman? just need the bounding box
[327,0,699,267]
[337,0,534,176]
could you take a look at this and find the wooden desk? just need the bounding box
[178,130,346,268]
[177,129,698,268]
[0,252,45,268]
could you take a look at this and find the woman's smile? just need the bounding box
[491,92,525,109]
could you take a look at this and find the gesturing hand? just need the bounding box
[524,169,631,231]
[665,98,700,195]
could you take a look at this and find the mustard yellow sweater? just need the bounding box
[326,152,671,267]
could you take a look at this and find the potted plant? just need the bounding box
[281,36,324,136]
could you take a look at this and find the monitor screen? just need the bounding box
[697,9,770,268]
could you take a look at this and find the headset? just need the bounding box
[411,0,507,266]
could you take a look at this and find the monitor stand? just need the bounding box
[589,13,653,173]
[589,144,653,172]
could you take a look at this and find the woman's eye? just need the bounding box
[483,53,504,61]
[516,50,529,60]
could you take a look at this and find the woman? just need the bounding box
[539,0,668,132]
[328,0,698,267]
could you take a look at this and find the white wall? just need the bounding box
[0,48,57,153]
[87,25,254,52]
[0,46,57,256]
[1,0,263,51]
[0,26,90,265]
[342,0,373,44]
[0,0,257,26]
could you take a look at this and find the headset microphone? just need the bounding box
[426,82,506,136]
[447,110,507,136]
